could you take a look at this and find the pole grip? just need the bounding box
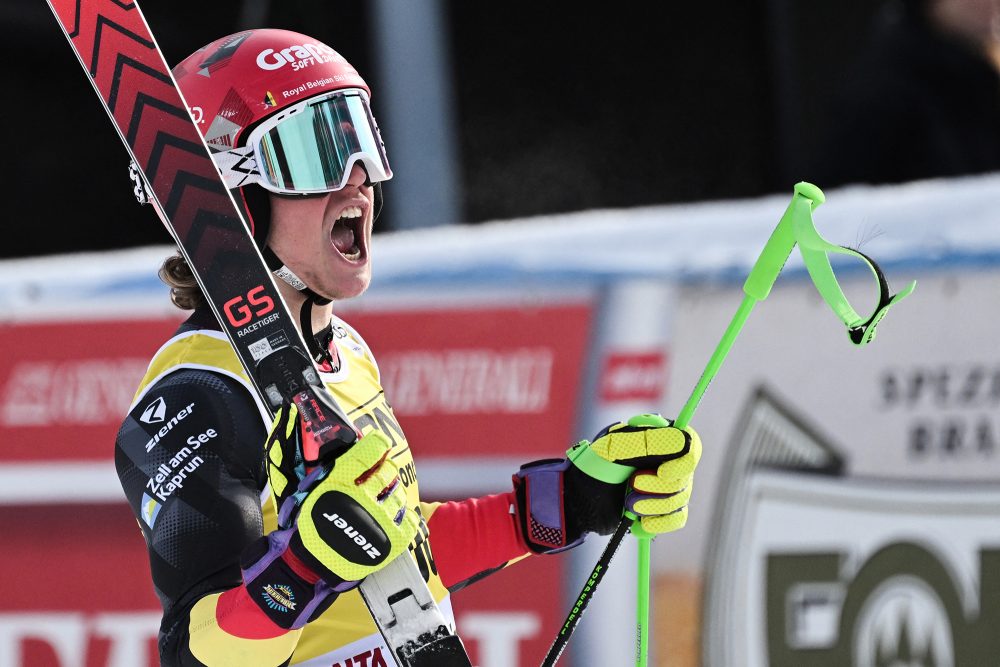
[743,182,824,300]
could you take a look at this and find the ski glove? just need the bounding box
[241,404,419,629]
[513,414,701,553]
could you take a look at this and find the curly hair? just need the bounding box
[158,253,205,310]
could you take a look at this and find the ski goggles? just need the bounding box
[215,89,392,194]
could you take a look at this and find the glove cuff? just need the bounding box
[241,529,345,630]
[512,458,586,554]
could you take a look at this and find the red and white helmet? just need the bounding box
[173,29,391,236]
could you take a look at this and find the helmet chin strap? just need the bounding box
[261,245,335,366]
[372,181,383,222]
[256,182,383,367]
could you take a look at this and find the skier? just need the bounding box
[114,29,702,666]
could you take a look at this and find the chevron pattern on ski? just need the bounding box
[65,0,136,39]
[50,0,246,252]
[109,56,173,117]
[88,15,154,78]
[146,134,227,211]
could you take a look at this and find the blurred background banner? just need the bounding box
[3,174,1000,665]
[4,0,1000,664]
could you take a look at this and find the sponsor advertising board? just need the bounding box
[704,388,1000,666]
[674,269,1000,667]
[0,286,593,666]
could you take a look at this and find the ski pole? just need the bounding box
[541,182,915,666]
[542,268,759,667]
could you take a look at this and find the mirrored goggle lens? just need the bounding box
[256,93,391,193]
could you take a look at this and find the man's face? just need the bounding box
[265,163,376,301]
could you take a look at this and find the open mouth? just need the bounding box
[330,205,366,261]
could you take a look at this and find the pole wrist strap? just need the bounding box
[566,441,633,484]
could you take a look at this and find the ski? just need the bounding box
[44,1,471,665]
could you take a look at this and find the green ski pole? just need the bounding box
[542,182,915,667]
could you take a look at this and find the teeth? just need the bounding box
[336,206,363,222]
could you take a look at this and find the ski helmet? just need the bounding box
[172,29,391,239]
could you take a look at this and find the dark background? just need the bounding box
[3,0,986,259]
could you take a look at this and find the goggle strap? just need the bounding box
[215,147,261,189]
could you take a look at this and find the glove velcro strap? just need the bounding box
[241,531,340,630]
[566,441,634,484]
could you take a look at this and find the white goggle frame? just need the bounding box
[213,88,392,195]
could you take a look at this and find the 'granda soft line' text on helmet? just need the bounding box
[172,29,392,237]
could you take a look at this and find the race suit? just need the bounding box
[115,307,529,666]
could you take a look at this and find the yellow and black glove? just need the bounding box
[241,404,419,629]
[579,414,700,537]
[513,414,700,553]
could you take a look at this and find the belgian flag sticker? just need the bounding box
[264,91,277,107]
